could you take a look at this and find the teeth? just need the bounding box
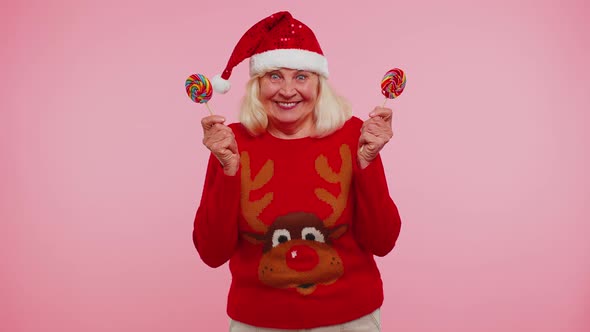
[278,102,297,107]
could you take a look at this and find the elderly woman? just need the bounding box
[193,11,402,332]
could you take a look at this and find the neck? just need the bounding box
[267,121,314,139]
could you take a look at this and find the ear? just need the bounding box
[242,232,266,244]
[329,224,348,239]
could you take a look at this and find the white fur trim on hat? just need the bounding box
[211,74,231,94]
[249,49,329,78]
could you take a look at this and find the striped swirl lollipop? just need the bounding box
[185,74,213,115]
[359,68,407,154]
[381,68,406,105]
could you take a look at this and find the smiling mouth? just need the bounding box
[275,101,300,109]
[296,283,317,295]
[298,283,315,288]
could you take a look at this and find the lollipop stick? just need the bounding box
[205,102,214,116]
[382,98,388,107]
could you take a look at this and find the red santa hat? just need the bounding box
[211,11,329,94]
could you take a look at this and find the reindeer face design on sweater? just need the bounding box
[240,145,352,295]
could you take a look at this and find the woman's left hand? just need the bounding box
[358,107,393,169]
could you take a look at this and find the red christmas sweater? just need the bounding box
[193,116,401,329]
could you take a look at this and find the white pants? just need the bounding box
[229,309,380,332]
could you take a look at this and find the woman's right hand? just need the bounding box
[201,115,239,176]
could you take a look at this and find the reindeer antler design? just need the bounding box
[240,152,274,233]
[314,144,353,227]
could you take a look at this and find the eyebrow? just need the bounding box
[273,69,310,75]
[267,69,313,78]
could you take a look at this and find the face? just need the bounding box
[259,68,319,137]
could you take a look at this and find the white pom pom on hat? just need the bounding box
[211,11,329,94]
[211,74,231,94]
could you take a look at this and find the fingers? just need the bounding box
[227,136,239,154]
[200,115,239,175]
[369,106,393,122]
[201,115,227,131]
[358,107,394,164]
[204,126,238,169]
[203,124,235,150]
[358,131,378,152]
[205,133,235,154]
[202,115,231,143]
[358,129,381,168]
[362,117,393,141]
[201,115,237,154]
[358,107,396,168]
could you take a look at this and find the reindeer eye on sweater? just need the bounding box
[272,229,291,247]
[301,227,325,243]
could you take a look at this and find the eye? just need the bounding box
[301,227,325,243]
[271,229,291,247]
[269,73,281,81]
[296,74,307,81]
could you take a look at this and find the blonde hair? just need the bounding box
[239,72,352,137]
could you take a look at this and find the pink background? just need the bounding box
[2,0,589,331]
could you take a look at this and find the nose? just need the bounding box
[286,245,319,271]
[279,79,297,99]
